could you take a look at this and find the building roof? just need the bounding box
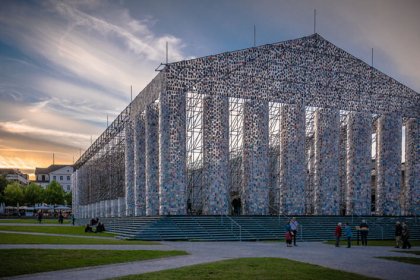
[35,164,73,175]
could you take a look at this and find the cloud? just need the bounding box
[0,0,187,176]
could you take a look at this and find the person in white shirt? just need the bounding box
[289,217,299,246]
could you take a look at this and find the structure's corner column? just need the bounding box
[404,118,419,215]
[376,113,402,215]
[145,103,160,216]
[72,169,78,218]
[313,108,340,215]
[279,103,306,215]
[346,112,372,215]
[242,99,269,215]
[134,113,146,216]
[125,121,135,216]
[202,95,229,215]
[159,74,187,215]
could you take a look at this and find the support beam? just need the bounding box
[279,103,306,215]
[404,118,419,215]
[134,113,146,216]
[376,114,402,215]
[313,108,340,215]
[145,103,160,216]
[159,76,187,215]
[125,121,135,216]
[202,95,230,215]
[346,112,372,215]
[242,100,269,215]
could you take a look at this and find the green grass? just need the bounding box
[0,225,115,236]
[0,232,159,245]
[0,218,70,224]
[393,250,420,255]
[115,258,378,280]
[377,256,420,265]
[0,249,187,277]
[325,240,420,247]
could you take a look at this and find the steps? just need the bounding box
[76,216,420,241]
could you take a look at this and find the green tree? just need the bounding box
[0,175,8,195]
[4,182,24,206]
[44,181,64,205]
[24,183,44,205]
[64,191,72,206]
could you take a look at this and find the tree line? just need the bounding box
[0,176,72,206]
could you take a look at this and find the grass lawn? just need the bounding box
[115,258,379,280]
[0,232,159,245]
[0,249,187,277]
[0,218,70,224]
[393,250,420,255]
[325,240,420,247]
[377,256,420,265]
[0,225,115,237]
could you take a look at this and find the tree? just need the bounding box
[3,182,24,206]
[44,181,64,205]
[24,183,44,205]
[0,175,8,195]
[64,191,72,206]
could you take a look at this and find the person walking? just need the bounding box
[335,222,342,247]
[290,217,299,246]
[37,210,43,224]
[401,222,411,249]
[344,223,352,248]
[395,221,402,248]
[359,219,369,246]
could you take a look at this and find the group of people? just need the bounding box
[395,221,411,249]
[335,220,369,248]
[85,217,106,233]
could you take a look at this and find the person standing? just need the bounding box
[395,221,402,248]
[359,219,369,246]
[284,222,293,247]
[37,210,43,224]
[344,223,352,248]
[401,222,411,249]
[335,223,342,247]
[290,217,299,246]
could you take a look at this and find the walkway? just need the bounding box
[1,241,419,280]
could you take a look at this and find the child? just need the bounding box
[285,230,293,247]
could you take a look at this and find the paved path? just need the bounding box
[1,241,419,280]
[0,223,72,227]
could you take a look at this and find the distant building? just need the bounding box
[35,165,74,192]
[0,168,29,185]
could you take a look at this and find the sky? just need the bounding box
[0,0,419,179]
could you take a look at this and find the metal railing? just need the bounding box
[221,215,242,241]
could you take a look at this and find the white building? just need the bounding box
[35,165,74,192]
[0,168,29,185]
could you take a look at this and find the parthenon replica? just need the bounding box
[72,34,420,219]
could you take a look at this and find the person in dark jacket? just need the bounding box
[395,221,402,248]
[359,220,369,246]
[335,223,342,247]
[401,222,411,249]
